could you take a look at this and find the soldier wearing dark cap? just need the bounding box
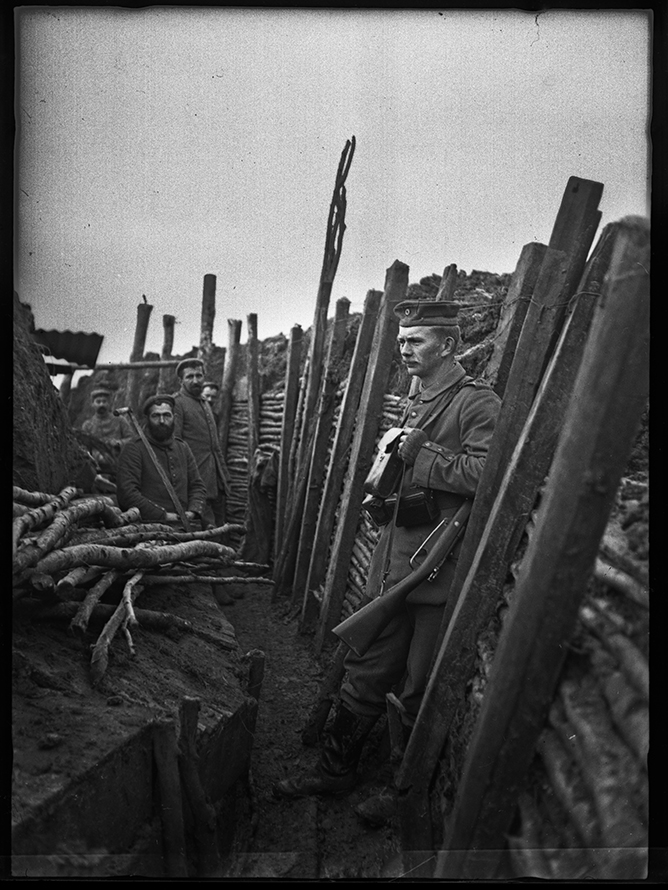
[116,393,206,524]
[173,358,230,530]
[274,299,502,824]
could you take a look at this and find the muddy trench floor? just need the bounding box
[222,586,403,880]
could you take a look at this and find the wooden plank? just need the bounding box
[314,260,408,652]
[291,298,351,605]
[434,216,649,879]
[486,242,547,397]
[246,313,260,460]
[274,324,303,561]
[218,319,242,458]
[396,221,622,856]
[548,175,604,254]
[299,289,383,630]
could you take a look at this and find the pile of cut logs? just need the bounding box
[12,485,270,686]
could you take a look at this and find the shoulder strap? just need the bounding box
[400,375,475,433]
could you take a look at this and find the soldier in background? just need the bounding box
[173,359,230,530]
[201,381,221,422]
[80,386,132,478]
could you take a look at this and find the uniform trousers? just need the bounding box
[201,490,226,529]
[339,590,452,726]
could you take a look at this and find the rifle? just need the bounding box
[114,406,192,532]
[331,499,472,657]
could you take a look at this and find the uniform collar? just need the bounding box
[410,361,466,403]
[180,387,204,404]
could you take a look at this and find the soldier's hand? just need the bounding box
[397,428,429,466]
[165,512,179,522]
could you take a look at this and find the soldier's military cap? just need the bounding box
[394,300,459,326]
[90,386,112,399]
[202,380,219,390]
[176,357,204,377]
[142,393,176,415]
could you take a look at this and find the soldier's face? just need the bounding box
[202,386,217,403]
[92,395,111,415]
[147,405,175,441]
[181,367,204,397]
[397,326,451,381]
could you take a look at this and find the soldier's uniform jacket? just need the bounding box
[366,360,501,606]
[173,390,230,498]
[116,432,207,522]
[81,413,132,448]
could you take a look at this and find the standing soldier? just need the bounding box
[173,358,230,531]
[273,299,502,826]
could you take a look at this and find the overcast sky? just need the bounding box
[15,7,651,367]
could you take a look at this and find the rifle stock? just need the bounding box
[332,499,472,657]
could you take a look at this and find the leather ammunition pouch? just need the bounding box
[363,488,441,528]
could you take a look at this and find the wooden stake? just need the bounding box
[198,274,216,370]
[314,259,408,651]
[218,319,242,457]
[290,298,350,605]
[158,314,176,392]
[397,221,621,856]
[153,720,189,877]
[274,324,303,560]
[300,290,382,629]
[126,299,154,412]
[295,137,356,478]
[246,313,260,461]
[178,697,221,877]
[434,216,649,879]
[485,242,548,396]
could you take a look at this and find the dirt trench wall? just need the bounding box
[13,294,96,494]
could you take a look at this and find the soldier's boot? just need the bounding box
[272,703,378,799]
[354,722,412,827]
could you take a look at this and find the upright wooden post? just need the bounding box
[314,260,408,651]
[126,298,153,412]
[434,216,650,880]
[152,720,188,877]
[218,319,242,458]
[158,314,176,393]
[198,274,216,371]
[300,289,383,626]
[291,298,350,607]
[437,263,458,301]
[485,243,548,396]
[397,222,621,858]
[295,137,355,477]
[246,313,260,462]
[274,300,351,598]
[274,324,303,563]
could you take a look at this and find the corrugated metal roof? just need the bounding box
[33,329,104,369]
